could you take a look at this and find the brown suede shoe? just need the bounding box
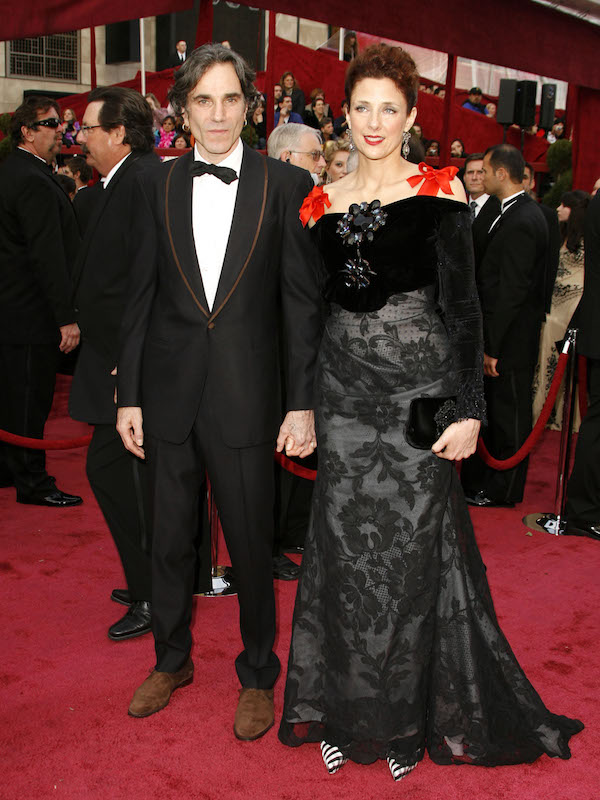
[128,658,194,718]
[233,688,275,741]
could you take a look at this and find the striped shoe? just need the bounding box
[320,741,348,774]
[387,758,417,782]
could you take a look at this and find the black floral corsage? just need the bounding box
[336,200,387,289]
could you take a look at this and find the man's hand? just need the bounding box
[116,406,145,459]
[276,410,316,459]
[484,353,500,378]
[59,323,80,354]
[432,418,481,461]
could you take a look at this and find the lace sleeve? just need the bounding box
[434,208,487,424]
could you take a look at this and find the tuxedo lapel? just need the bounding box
[72,154,138,294]
[165,152,209,317]
[210,145,268,320]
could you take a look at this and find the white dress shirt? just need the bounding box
[103,152,131,188]
[488,189,524,233]
[192,138,243,310]
[468,192,489,219]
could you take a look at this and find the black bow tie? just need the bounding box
[190,161,238,184]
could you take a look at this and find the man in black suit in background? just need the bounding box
[0,96,82,507]
[170,39,188,68]
[563,191,600,539]
[464,152,501,270]
[462,144,548,507]
[116,45,321,737]
[69,88,160,641]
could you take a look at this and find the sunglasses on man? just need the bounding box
[31,118,62,129]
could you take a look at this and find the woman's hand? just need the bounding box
[431,419,481,461]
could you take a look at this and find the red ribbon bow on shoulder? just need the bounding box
[299,186,332,227]
[407,162,459,197]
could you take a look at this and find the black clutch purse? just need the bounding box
[406,396,456,450]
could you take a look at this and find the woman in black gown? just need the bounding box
[278,44,583,781]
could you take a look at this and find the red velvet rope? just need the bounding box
[274,450,317,481]
[0,430,92,449]
[477,350,569,470]
[0,349,581,473]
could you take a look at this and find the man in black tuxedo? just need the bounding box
[69,88,160,641]
[170,39,188,68]
[464,152,501,270]
[563,191,600,539]
[0,96,82,507]
[116,45,320,737]
[461,144,548,507]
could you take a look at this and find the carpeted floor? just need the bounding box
[0,377,598,800]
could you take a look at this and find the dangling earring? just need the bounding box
[348,128,355,151]
[402,130,411,159]
[182,122,190,133]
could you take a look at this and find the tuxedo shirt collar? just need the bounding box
[103,151,132,188]
[17,146,51,168]
[193,138,243,176]
[501,189,524,212]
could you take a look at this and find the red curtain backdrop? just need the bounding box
[0,0,193,41]
[260,37,548,164]
[572,87,600,192]
[236,0,600,92]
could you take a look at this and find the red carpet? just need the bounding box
[1,377,598,800]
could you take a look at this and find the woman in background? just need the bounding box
[323,140,351,183]
[281,71,305,116]
[533,189,590,429]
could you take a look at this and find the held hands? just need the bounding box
[59,323,80,353]
[483,353,500,378]
[431,419,481,462]
[116,406,145,459]
[276,409,316,459]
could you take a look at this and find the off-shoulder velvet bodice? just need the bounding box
[313,195,470,313]
[309,192,486,423]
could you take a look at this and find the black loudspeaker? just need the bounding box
[514,80,537,127]
[540,83,557,130]
[496,79,517,125]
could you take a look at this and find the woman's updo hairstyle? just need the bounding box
[345,44,420,111]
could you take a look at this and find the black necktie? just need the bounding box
[190,161,238,184]
[470,200,478,219]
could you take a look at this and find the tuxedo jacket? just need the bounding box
[117,144,321,448]
[471,194,501,271]
[571,191,600,359]
[0,148,80,344]
[72,182,104,236]
[70,151,161,424]
[477,192,548,370]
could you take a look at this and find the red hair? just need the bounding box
[345,44,420,111]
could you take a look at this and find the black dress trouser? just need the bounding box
[0,343,59,498]
[146,394,280,689]
[461,366,535,505]
[566,358,600,523]
[86,424,152,602]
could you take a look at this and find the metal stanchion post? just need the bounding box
[196,484,237,597]
[523,328,577,535]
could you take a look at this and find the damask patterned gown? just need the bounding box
[278,189,583,768]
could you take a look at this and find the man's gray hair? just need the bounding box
[168,43,256,114]
[267,123,322,160]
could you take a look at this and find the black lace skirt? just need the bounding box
[278,291,583,767]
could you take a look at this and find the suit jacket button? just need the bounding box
[208,321,215,330]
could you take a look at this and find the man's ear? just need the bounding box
[111,124,127,146]
[280,150,291,163]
